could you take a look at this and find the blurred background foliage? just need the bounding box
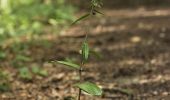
[1,0,169,43]
[0,0,76,85]
[73,0,170,9]
[0,0,75,42]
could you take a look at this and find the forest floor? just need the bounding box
[1,7,170,100]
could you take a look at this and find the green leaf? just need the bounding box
[31,66,48,77]
[16,55,31,62]
[75,82,102,96]
[39,70,48,77]
[82,38,89,62]
[71,13,90,25]
[31,66,40,74]
[19,67,32,80]
[0,52,6,59]
[0,83,10,92]
[57,61,80,69]
[90,50,102,59]
[0,70,8,79]
[94,9,104,15]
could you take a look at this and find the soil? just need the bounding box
[1,6,170,100]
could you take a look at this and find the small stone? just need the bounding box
[162,92,169,96]
[153,91,158,95]
[130,36,141,43]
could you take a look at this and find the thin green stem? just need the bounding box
[78,62,84,100]
[78,1,99,99]
[78,88,81,100]
[78,69,82,100]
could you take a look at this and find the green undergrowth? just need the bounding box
[0,0,76,43]
[0,70,10,92]
[0,38,53,91]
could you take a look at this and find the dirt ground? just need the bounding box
[1,6,170,100]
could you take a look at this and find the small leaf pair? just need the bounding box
[71,14,90,25]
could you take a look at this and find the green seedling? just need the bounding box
[19,66,48,80]
[0,70,10,92]
[12,55,32,68]
[52,0,103,99]
[53,37,102,100]
[31,66,48,77]
[19,67,32,80]
[15,55,32,62]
